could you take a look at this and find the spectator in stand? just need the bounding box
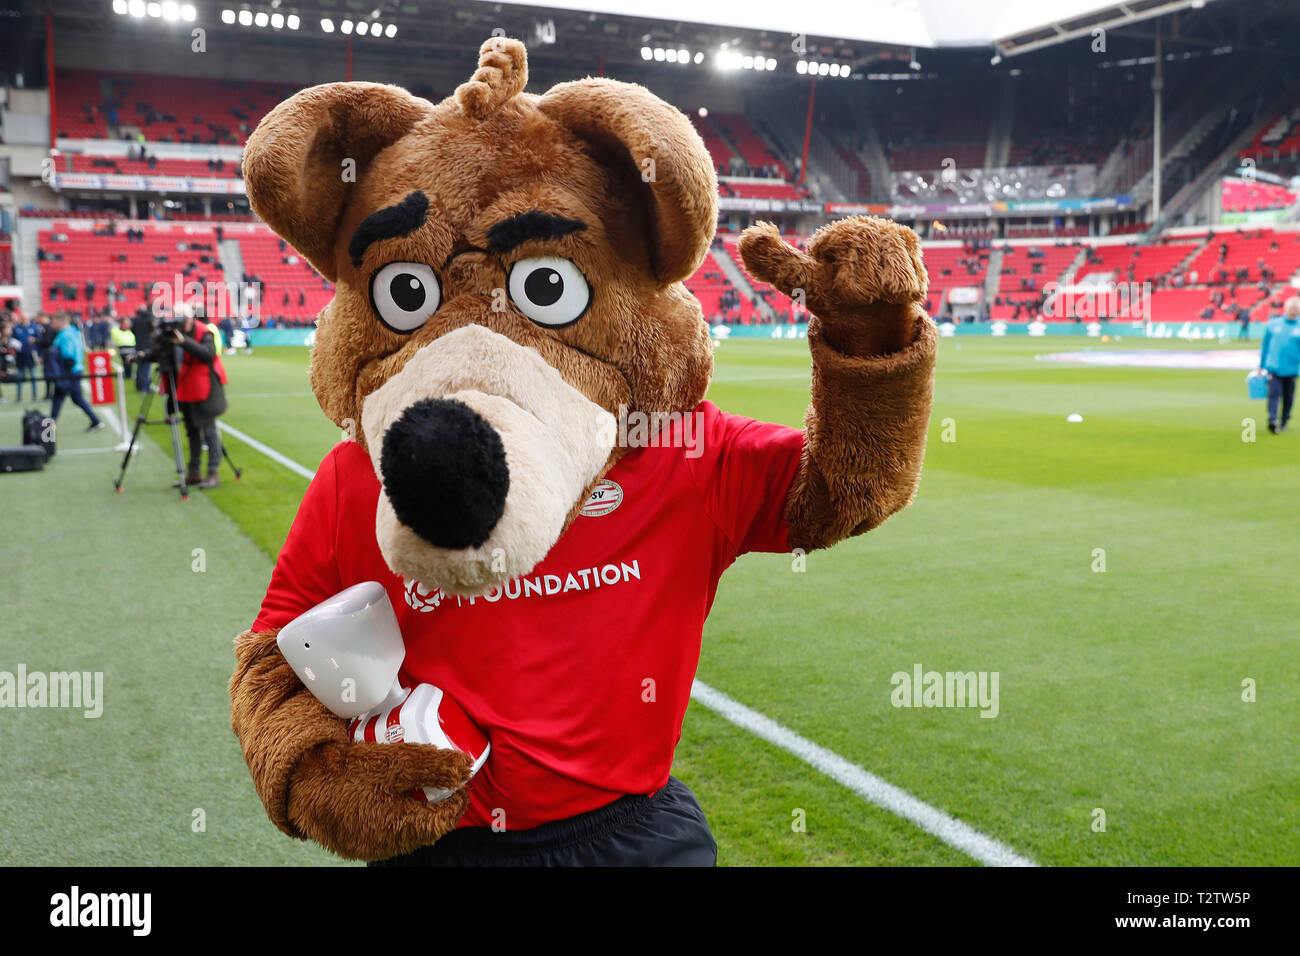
[1259,297,1300,435]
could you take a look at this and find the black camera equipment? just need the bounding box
[113,317,242,499]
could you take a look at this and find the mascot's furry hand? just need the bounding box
[230,628,473,861]
[287,740,472,861]
[739,216,928,358]
[739,216,936,552]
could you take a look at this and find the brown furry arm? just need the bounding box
[229,627,351,838]
[230,627,475,861]
[740,217,938,551]
[787,311,936,549]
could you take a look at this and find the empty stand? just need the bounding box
[1183,229,1300,285]
[56,68,293,146]
[709,113,791,178]
[720,180,804,200]
[38,222,226,317]
[236,230,333,322]
[991,244,1079,319]
[689,113,737,175]
[688,244,759,324]
[1221,178,1296,213]
[1238,102,1300,162]
[67,154,240,179]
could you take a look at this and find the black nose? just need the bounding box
[380,397,509,550]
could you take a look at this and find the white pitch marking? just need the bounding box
[213,420,1037,866]
[216,421,318,480]
[231,391,315,400]
[60,446,124,456]
[690,680,1037,866]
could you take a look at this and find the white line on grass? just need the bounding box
[690,680,1036,866]
[218,421,1037,866]
[217,422,317,480]
[101,402,122,438]
[61,446,124,456]
[233,391,316,400]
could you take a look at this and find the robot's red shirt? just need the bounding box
[254,400,805,830]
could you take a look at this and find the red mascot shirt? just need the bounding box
[254,400,806,830]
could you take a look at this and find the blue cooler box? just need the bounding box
[1248,373,1269,400]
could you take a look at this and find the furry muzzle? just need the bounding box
[360,324,616,596]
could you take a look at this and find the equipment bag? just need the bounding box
[21,409,55,459]
[0,445,47,473]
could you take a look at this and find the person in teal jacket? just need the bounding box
[1259,297,1300,434]
[48,313,104,432]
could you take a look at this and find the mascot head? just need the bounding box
[243,37,718,596]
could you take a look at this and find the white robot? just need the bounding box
[277,581,490,801]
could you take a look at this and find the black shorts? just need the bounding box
[369,776,717,867]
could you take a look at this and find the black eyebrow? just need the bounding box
[348,191,430,267]
[486,211,587,254]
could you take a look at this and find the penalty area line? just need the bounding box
[218,420,1035,866]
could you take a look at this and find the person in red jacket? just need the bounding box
[159,311,228,488]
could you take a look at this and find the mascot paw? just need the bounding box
[286,741,474,862]
[740,217,928,355]
[740,217,927,312]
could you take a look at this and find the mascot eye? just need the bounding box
[371,262,441,333]
[507,257,591,327]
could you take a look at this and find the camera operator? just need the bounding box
[159,310,228,489]
[132,306,153,392]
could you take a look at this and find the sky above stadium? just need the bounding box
[488,0,1157,47]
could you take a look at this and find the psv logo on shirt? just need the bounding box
[581,479,623,517]
[404,578,444,612]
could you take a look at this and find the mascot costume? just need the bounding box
[230,37,937,866]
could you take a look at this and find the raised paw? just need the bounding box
[739,217,928,316]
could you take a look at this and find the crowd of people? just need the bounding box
[0,301,105,430]
[2,297,233,482]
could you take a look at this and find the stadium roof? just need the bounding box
[488,0,1210,50]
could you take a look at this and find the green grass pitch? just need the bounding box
[1,334,1294,866]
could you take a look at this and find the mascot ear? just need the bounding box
[242,82,433,282]
[537,79,718,285]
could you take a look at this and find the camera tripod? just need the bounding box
[114,360,243,500]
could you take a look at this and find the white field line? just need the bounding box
[232,391,315,400]
[217,421,317,480]
[690,680,1036,866]
[100,401,123,438]
[60,446,123,456]
[218,421,1037,866]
